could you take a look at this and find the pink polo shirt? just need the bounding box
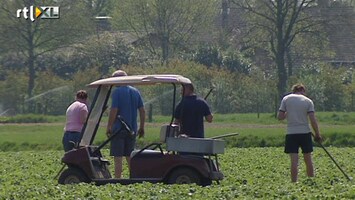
[64,101,88,132]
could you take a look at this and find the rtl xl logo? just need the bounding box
[16,6,60,22]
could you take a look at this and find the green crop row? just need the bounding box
[0,148,354,199]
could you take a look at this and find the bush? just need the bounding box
[0,114,63,123]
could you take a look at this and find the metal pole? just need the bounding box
[210,132,239,139]
[314,138,352,181]
[54,164,66,180]
[204,87,214,100]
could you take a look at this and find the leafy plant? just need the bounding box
[0,148,354,199]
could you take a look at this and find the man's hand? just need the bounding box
[106,129,112,138]
[138,128,144,138]
[313,133,323,143]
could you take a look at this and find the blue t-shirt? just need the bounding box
[174,95,211,138]
[111,86,144,133]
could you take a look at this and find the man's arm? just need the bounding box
[308,112,322,141]
[277,111,286,120]
[79,107,88,124]
[106,107,118,137]
[202,100,213,123]
[173,102,181,125]
[278,98,287,120]
[138,107,145,138]
[205,114,213,123]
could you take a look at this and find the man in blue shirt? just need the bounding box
[106,70,145,178]
[174,84,213,138]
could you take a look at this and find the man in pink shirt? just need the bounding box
[62,90,88,152]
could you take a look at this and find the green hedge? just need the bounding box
[0,114,64,123]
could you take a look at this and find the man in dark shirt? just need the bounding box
[174,84,213,138]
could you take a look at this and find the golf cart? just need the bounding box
[57,74,225,186]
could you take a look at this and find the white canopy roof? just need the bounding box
[88,74,192,87]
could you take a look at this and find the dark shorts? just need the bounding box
[284,133,313,154]
[110,136,136,157]
[62,131,81,152]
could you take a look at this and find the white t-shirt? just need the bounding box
[279,94,314,134]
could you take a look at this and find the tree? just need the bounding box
[0,0,95,98]
[0,70,28,114]
[320,0,355,64]
[231,0,325,98]
[193,45,222,67]
[84,0,114,17]
[111,0,218,65]
[71,32,133,76]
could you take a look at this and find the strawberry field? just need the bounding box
[0,147,354,199]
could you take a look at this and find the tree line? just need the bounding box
[0,0,355,116]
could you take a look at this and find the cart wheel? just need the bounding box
[167,168,201,185]
[201,178,212,186]
[58,168,89,184]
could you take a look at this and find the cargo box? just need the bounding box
[166,137,225,154]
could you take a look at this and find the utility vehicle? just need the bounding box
[57,74,225,186]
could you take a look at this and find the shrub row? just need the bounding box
[0,114,64,123]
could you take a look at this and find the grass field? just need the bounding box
[1,112,355,151]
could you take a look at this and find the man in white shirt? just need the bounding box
[278,84,322,182]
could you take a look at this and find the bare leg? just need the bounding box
[114,157,123,178]
[290,153,299,182]
[125,156,131,169]
[303,153,314,177]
